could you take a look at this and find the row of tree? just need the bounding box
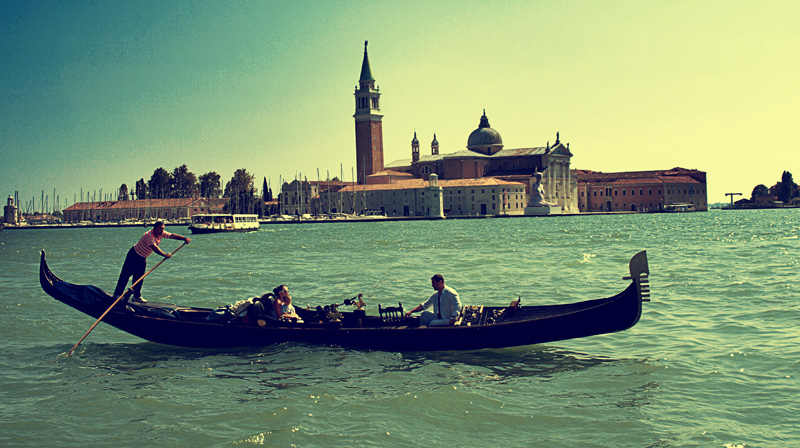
[750,171,799,203]
[116,165,276,215]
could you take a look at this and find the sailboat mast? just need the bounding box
[327,170,331,214]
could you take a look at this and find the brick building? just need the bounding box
[576,168,707,212]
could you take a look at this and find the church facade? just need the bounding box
[380,113,578,213]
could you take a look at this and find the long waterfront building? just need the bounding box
[63,198,228,223]
[317,175,527,217]
[576,168,708,212]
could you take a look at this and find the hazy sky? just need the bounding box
[2,0,798,211]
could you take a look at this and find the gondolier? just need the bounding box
[405,274,462,327]
[113,221,191,303]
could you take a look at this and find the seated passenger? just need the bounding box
[249,293,278,320]
[273,285,303,323]
[405,274,462,327]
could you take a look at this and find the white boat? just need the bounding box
[188,214,260,234]
[663,203,696,212]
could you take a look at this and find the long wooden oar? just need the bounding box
[65,242,188,357]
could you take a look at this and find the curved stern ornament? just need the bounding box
[625,251,651,302]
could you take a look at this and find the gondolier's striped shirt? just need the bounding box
[133,229,172,258]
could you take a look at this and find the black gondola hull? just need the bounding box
[40,250,648,351]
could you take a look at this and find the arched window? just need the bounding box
[421,166,432,174]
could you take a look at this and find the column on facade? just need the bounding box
[554,164,559,200]
[567,162,571,199]
[559,162,566,206]
[564,162,571,211]
[565,163,570,209]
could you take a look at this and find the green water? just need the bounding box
[1,210,798,447]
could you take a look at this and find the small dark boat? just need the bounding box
[39,250,650,351]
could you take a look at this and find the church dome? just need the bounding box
[467,110,503,154]
[467,127,503,147]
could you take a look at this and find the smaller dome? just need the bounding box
[411,132,419,145]
[431,133,439,146]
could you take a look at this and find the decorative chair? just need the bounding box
[378,302,405,323]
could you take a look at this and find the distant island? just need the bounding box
[723,170,799,209]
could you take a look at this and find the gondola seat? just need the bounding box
[378,302,404,323]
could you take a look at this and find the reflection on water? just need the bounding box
[404,346,627,379]
[44,339,659,412]
[57,340,636,377]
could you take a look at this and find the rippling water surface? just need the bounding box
[1,210,798,447]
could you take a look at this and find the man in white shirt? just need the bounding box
[405,274,462,327]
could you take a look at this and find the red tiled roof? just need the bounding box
[440,178,526,187]
[65,198,227,211]
[578,174,703,185]
[337,180,428,192]
[335,177,525,193]
[657,175,703,184]
[576,167,705,185]
[367,170,414,178]
[306,180,356,187]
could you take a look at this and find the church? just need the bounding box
[347,41,577,216]
[310,42,706,217]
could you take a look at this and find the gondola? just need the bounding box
[39,250,650,352]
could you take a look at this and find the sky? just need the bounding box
[2,0,799,212]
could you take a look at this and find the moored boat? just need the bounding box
[188,213,259,234]
[663,203,696,212]
[39,250,650,351]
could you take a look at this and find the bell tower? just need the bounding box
[354,41,384,184]
[411,132,420,162]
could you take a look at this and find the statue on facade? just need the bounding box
[528,172,556,207]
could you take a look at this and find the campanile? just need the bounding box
[354,41,384,184]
